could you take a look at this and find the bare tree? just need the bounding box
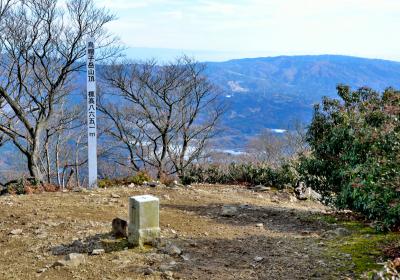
[246,122,309,166]
[283,121,309,157]
[246,129,286,166]
[97,98,144,172]
[0,0,119,182]
[99,56,225,178]
[166,59,225,177]
[40,102,83,184]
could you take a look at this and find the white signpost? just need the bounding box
[87,38,97,188]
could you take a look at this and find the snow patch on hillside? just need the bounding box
[227,81,248,93]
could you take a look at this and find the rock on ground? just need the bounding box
[111,217,127,238]
[221,205,238,217]
[53,253,86,267]
[165,244,182,256]
[295,182,322,201]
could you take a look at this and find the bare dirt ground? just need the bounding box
[0,184,390,280]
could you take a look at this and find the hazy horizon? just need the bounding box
[123,47,400,63]
[97,0,400,62]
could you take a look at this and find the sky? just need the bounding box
[96,0,400,62]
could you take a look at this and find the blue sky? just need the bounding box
[97,0,400,62]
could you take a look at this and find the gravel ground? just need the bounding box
[0,184,362,279]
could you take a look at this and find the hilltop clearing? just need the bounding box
[0,185,397,279]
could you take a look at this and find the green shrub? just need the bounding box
[181,162,297,189]
[98,178,114,188]
[98,171,152,188]
[301,85,400,230]
[127,171,152,185]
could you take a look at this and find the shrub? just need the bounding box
[98,178,114,188]
[2,178,58,195]
[181,162,298,188]
[159,173,176,186]
[127,171,152,185]
[98,171,153,188]
[301,85,400,230]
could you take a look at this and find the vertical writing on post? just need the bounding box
[87,38,97,188]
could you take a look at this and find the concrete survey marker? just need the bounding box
[128,195,160,247]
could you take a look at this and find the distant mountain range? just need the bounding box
[3,54,400,156]
[205,55,400,138]
[2,54,400,179]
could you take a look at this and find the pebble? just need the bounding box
[163,271,174,279]
[324,227,351,238]
[53,253,86,267]
[36,268,47,273]
[181,254,190,261]
[165,244,182,256]
[159,264,173,272]
[143,267,155,275]
[221,205,238,217]
[51,245,67,255]
[10,229,23,235]
[335,227,351,236]
[252,185,271,192]
[256,223,264,228]
[111,193,120,198]
[254,256,264,262]
[91,249,105,255]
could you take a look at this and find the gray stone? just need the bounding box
[36,268,47,273]
[221,205,238,217]
[52,260,68,267]
[174,181,184,188]
[163,271,174,279]
[295,181,322,201]
[335,227,351,237]
[64,253,86,267]
[71,240,84,248]
[181,254,190,261]
[112,217,127,238]
[51,245,67,255]
[143,267,155,275]
[324,227,351,238]
[165,244,182,256]
[254,256,264,262]
[252,185,271,192]
[91,249,105,255]
[10,229,23,235]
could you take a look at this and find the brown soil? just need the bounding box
[0,184,359,279]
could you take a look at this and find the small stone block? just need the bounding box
[128,195,160,247]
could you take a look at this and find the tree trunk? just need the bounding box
[157,135,168,178]
[55,135,61,188]
[27,151,43,182]
[75,139,80,188]
[45,141,51,184]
